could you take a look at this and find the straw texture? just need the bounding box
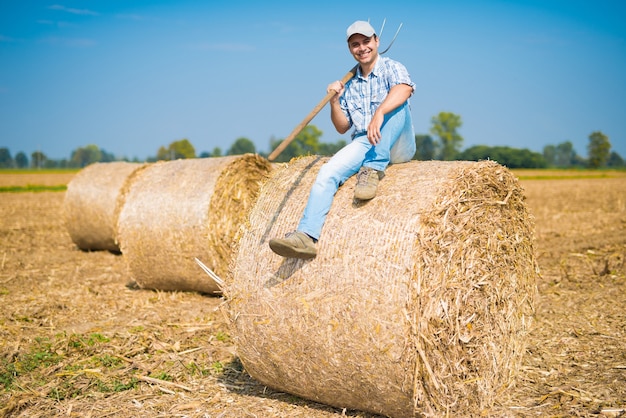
[226,156,538,417]
[117,155,271,294]
[63,161,148,252]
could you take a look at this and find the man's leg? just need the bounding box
[389,104,416,164]
[363,102,414,170]
[269,138,372,258]
[354,103,415,200]
[297,137,372,241]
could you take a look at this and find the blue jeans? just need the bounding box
[297,102,415,241]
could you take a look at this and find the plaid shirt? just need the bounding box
[339,55,415,139]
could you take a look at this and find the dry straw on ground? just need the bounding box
[117,154,272,295]
[1,171,624,418]
[226,156,539,417]
[63,161,148,252]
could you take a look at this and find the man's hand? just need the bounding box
[366,83,413,145]
[328,81,350,134]
[327,81,345,103]
[367,112,384,145]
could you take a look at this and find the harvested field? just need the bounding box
[1,168,625,417]
[0,171,76,187]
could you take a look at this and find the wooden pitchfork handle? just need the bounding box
[267,65,358,161]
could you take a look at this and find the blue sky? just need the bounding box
[1,0,625,161]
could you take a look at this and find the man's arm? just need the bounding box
[327,81,351,134]
[367,83,413,145]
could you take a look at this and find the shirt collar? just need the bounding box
[356,55,382,79]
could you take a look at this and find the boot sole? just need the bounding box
[354,190,376,200]
[269,240,317,259]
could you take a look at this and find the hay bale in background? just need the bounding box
[226,156,538,417]
[118,154,272,294]
[63,161,148,252]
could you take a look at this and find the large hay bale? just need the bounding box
[63,161,148,252]
[117,154,272,294]
[226,156,538,417]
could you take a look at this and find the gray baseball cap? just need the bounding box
[346,21,376,40]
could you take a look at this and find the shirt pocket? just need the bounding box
[369,84,388,114]
[345,99,365,127]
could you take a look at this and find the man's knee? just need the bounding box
[390,132,416,164]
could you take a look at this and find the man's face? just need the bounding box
[347,33,379,66]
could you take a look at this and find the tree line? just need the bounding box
[1,112,623,169]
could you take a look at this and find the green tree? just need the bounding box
[70,144,102,168]
[31,151,47,169]
[156,138,196,160]
[318,139,347,156]
[607,151,624,168]
[543,144,556,167]
[155,146,168,161]
[199,147,223,158]
[44,158,60,168]
[100,149,116,162]
[587,131,611,169]
[227,137,256,155]
[269,125,323,162]
[460,145,546,168]
[0,148,13,168]
[430,112,463,160]
[15,151,29,168]
[56,158,70,168]
[414,134,435,160]
[554,141,576,167]
[459,145,489,162]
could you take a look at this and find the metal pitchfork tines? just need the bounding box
[267,20,404,161]
[378,18,404,55]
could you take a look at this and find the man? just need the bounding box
[269,20,416,259]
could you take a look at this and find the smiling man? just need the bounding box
[269,20,417,259]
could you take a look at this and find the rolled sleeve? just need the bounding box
[385,59,415,93]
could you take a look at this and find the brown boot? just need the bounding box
[269,231,317,259]
[354,167,384,200]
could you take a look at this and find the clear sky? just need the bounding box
[1,0,625,161]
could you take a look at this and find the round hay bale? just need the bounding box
[117,154,272,294]
[63,161,148,252]
[226,156,538,417]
